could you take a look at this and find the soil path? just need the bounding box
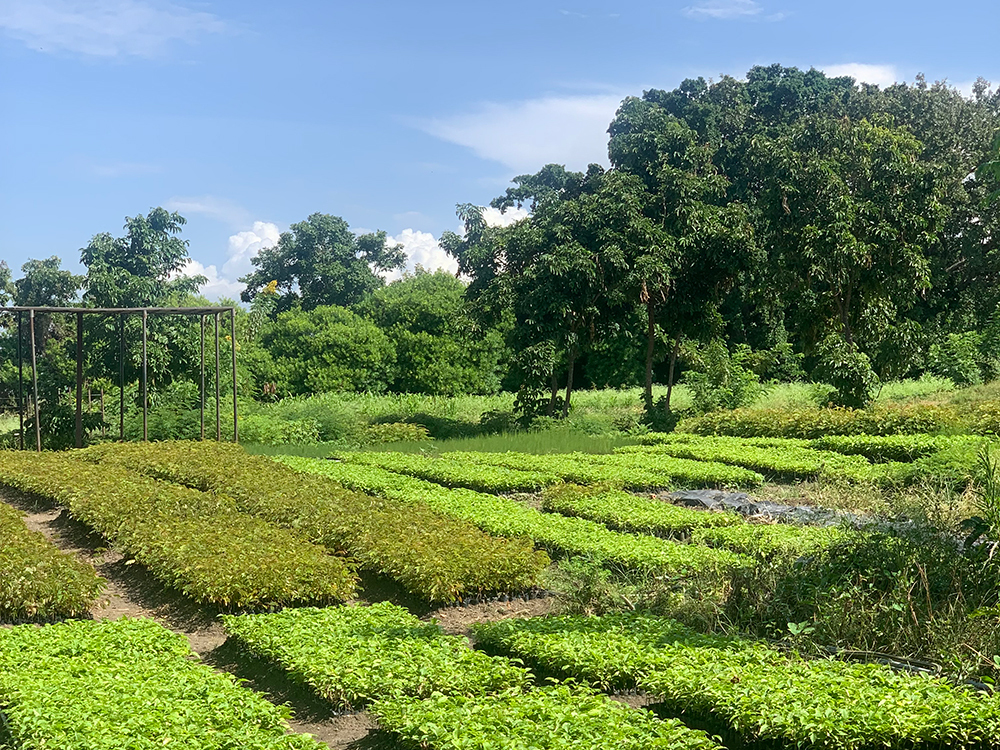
[2,488,557,749]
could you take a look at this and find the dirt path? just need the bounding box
[2,488,559,749]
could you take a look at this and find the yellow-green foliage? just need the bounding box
[0,500,104,621]
[372,685,723,750]
[0,617,324,750]
[338,450,560,491]
[690,523,841,558]
[222,603,530,708]
[279,456,751,580]
[81,442,548,602]
[0,451,357,607]
[542,484,741,537]
[444,450,764,489]
[474,615,1000,750]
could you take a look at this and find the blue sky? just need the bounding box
[2,0,998,299]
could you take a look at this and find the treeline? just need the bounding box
[2,64,1000,436]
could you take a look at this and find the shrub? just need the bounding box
[362,421,432,444]
[0,500,104,620]
[928,331,984,386]
[812,334,879,409]
[0,618,324,750]
[683,340,763,413]
[222,603,530,708]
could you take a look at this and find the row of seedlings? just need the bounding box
[279,456,751,584]
[81,441,550,603]
[0,618,325,750]
[0,451,357,607]
[474,614,1000,750]
[0,500,104,621]
[542,485,842,559]
[222,603,722,750]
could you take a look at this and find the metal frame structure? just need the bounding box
[1,306,238,451]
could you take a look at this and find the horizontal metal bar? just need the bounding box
[0,306,235,315]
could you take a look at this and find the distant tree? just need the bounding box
[15,257,82,308]
[240,213,404,312]
[359,269,507,395]
[261,305,395,396]
[0,262,12,307]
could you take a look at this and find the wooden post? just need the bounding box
[17,312,24,450]
[119,316,125,441]
[230,308,238,444]
[29,310,40,452]
[141,309,148,442]
[214,312,221,441]
[200,314,206,440]
[75,311,83,449]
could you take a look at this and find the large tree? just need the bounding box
[240,213,404,312]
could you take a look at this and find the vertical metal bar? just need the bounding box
[200,314,206,440]
[119,316,125,441]
[75,311,83,449]
[214,313,221,441]
[17,312,24,450]
[100,388,105,437]
[230,308,238,444]
[141,309,148,442]
[29,311,40,452]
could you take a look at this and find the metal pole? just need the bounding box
[17,312,24,450]
[29,311,40,452]
[214,313,221,441]
[230,308,238,444]
[141,309,148,442]
[75,311,83,449]
[119,316,125,441]
[200,314,206,440]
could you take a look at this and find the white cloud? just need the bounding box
[223,221,280,278]
[683,0,763,20]
[421,94,621,174]
[0,0,228,57]
[483,206,529,228]
[821,63,900,89]
[383,229,458,281]
[164,195,251,227]
[177,259,245,302]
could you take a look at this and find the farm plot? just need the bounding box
[542,485,840,558]
[0,499,104,621]
[0,617,324,750]
[222,603,531,708]
[372,685,722,750]
[0,451,356,607]
[474,614,1000,750]
[279,456,751,580]
[82,441,549,602]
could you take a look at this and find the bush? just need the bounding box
[812,334,879,408]
[928,331,984,386]
[683,340,762,413]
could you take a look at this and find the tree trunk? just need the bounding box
[562,346,577,419]
[665,333,682,411]
[547,373,559,417]
[644,303,656,411]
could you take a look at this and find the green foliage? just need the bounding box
[261,305,396,396]
[338,450,561,492]
[362,421,431,444]
[929,331,986,386]
[619,434,875,482]
[0,617,324,749]
[474,614,1000,750]
[0,451,357,606]
[678,403,963,439]
[372,685,722,750]
[222,603,530,709]
[542,484,741,537]
[690,523,841,559]
[0,500,104,620]
[82,442,548,602]
[239,212,404,310]
[280,456,750,582]
[683,340,762,413]
[360,269,508,395]
[809,433,975,462]
[812,333,880,408]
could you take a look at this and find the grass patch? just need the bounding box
[364,428,642,455]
